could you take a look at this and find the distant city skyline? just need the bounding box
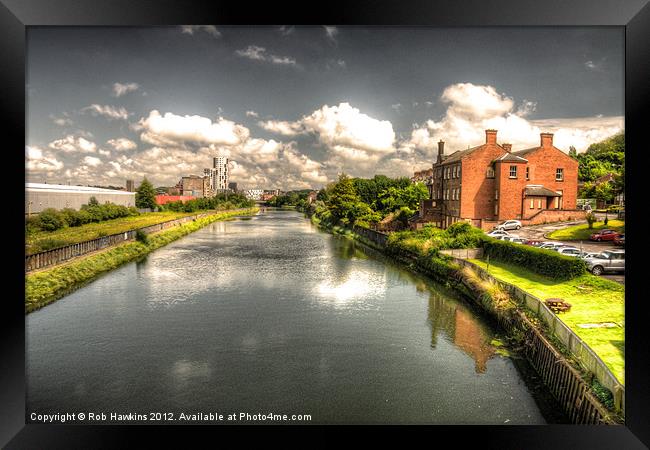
[26,26,624,190]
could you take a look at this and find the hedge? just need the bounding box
[482,239,586,280]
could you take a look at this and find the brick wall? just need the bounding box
[523,145,579,210]
[460,144,504,220]
[521,209,586,226]
[496,160,527,220]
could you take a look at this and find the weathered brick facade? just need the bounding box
[412,130,580,229]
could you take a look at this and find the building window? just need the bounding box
[526,167,530,180]
[530,199,534,209]
[537,199,542,209]
[509,165,517,178]
[486,167,495,178]
[556,168,564,181]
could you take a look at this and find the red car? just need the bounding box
[589,229,619,242]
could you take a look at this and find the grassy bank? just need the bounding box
[469,258,624,383]
[547,220,625,240]
[25,208,258,313]
[26,211,198,254]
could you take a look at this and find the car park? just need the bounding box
[589,229,619,242]
[584,249,625,275]
[494,220,522,231]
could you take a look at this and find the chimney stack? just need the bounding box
[485,129,497,145]
[502,143,512,153]
[437,140,445,163]
[540,132,553,148]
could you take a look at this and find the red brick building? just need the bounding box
[412,129,582,230]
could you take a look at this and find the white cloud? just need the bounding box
[402,82,623,165]
[25,146,64,172]
[245,110,259,118]
[50,114,73,126]
[138,110,250,146]
[107,138,138,151]
[180,25,221,38]
[324,26,338,42]
[82,104,129,121]
[278,26,294,36]
[235,45,298,67]
[112,82,140,97]
[301,103,395,153]
[83,156,102,167]
[48,135,97,153]
[257,119,303,136]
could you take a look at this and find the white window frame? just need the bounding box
[509,165,517,179]
[556,168,564,181]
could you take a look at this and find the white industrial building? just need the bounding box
[26,183,136,215]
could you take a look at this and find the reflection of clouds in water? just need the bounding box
[171,360,212,383]
[315,270,385,309]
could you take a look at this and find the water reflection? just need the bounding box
[427,291,496,373]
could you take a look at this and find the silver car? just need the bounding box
[495,220,522,231]
[538,242,566,250]
[486,229,510,238]
[584,250,625,275]
[556,247,582,257]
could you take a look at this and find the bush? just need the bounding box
[135,230,149,245]
[482,239,586,280]
[34,238,68,252]
[586,212,597,229]
[37,208,66,231]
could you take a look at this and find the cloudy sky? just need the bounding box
[26,26,624,190]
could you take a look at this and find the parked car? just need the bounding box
[526,240,545,246]
[589,229,619,242]
[614,234,625,247]
[509,237,527,245]
[556,247,582,257]
[538,242,566,250]
[580,252,603,259]
[494,220,522,231]
[584,249,625,275]
[486,229,510,238]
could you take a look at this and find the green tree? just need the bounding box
[326,174,362,225]
[568,146,578,159]
[135,178,157,209]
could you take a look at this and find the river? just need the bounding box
[26,209,555,424]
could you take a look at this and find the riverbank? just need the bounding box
[26,211,199,254]
[25,208,258,313]
[308,215,620,423]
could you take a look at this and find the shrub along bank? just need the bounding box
[25,208,258,313]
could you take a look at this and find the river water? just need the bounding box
[26,209,552,424]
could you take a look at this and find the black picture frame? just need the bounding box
[2,0,649,447]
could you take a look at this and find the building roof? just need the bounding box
[512,146,541,157]
[525,186,562,197]
[494,153,528,163]
[438,145,483,164]
[25,183,134,196]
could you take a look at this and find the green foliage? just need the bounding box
[266,190,311,208]
[576,133,624,193]
[385,222,487,258]
[35,238,68,252]
[135,177,157,209]
[135,229,149,244]
[36,208,66,231]
[88,196,99,206]
[482,239,586,280]
[586,212,597,229]
[162,193,254,213]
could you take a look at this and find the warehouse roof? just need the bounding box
[26,183,134,195]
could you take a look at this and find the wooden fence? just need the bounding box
[25,210,238,272]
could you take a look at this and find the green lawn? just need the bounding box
[469,258,624,383]
[547,220,625,241]
[26,211,197,254]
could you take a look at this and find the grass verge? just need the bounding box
[26,211,198,254]
[468,257,624,383]
[546,220,625,240]
[25,208,258,313]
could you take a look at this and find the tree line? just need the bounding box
[570,132,624,204]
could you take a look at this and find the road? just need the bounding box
[508,221,625,285]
